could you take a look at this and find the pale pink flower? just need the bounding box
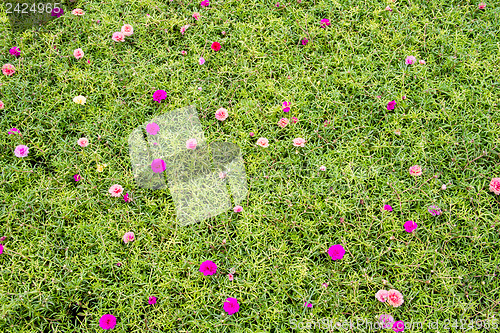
[186,138,197,150]
[72,8,85,16]
[321,283,328,288]
[405,55,417,65]
[319,165,326,171]
[193,12,201,20]
[181,50,187,56]
[292,137,306,147]
[2,63,15,76]
[14,145,29,157]
[109,184,124,197]
[215,107,229,121]
[489,178,500,195]
[233,205,243,213]
[478,2,486,9]
[256,137,269,148]
[409,165,422,176]
[228,273,234,281]
[219,171,227,179]
[199,57,205,65]
[277,117,289,128]
[123,231,135,243]
[121,24,134,36]
[385,5,392,11]
[73,48,84,59]
[77,137,89,147]
[419,59,426,65]
[375,289,389,302]
[112,32,125,42]
[180,24,190,35]
[0,100,4,109]
[387,289,404,307]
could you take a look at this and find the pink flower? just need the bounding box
[404,220,417,233]
[256,137,269,148]
[200,0,209,7]
[199,57,205,65]
[385,5,392,11]
[387,100,396,110]
[321,283,328,288]
[199,260,217,276]
[228,273,234,281]
[489,178,500,195]
[223,297,239,315]
[153,89,167,103]
[180,24,190,35]
[8,128,20,135]
[71,8,85,15]
[215,107,229,121]
[77,137,89,147]
[383,204,393,211]
[211,42,221,51]
[393,320,405,332]
[148,296,157,305]
[73,174,81,182]
[123,193,132,202]
[249,132,255,137]
[387,289,404,307]
[328,244,345,260]
[428,205,442,216]
[123,231,135,243]
[291,116,298,123]
[478,2,486,9]
[146,122,160,135]
[221,31,226,35]
[108,184,124,197]
[419,59,426,65]
[282,101,290,112]
[2,63,15,76]
[151,159,166,173]
[303,301,313,308]
[0,100,4,110]
[292,138,306,147]
[186,138,197,150]
[233,205,243,213]
[73,48,84,59]
[121,24,133,36]
[301,39,308,45]
[219,171,227,179]
[112,31,125,42]
[181,50,187,56]
[405,56,416,65]
[320,18,330,27]
[277,117,289,128]
[319,166,326,171]
[99,314,116,330]
[375,289,389,302]
[379,314,395,329]
[193,12,201,20]
[408,165,422,176]
[14,145,29,157]
[9,47,20,57]
[0,244,3,255]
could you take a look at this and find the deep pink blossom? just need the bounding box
[405,56,416,65]
[211,42,221,51]
[199,260,217,276]
[282,101,290,112]
[148,296,157,305]
[99,314,117,330]
[379,314,395,329]
[301,39,308,45]
[489,178,500,195]
[428,205,442,216]
[0,244,3,255]
[200,0,209,6]
[320,18,330,28]
[387,100,396,110]
[73,174,81,182]
[146,122,159,135]
[153,89,167,103]
[383,204,393,211]
[8,128,20,135]
[328,244,345,260]
[404,220,417,233]
[123,193,131,202]
[393,320,405,332]
[9,47,20,57]
[223,297,239,315]
[151,159,166,173]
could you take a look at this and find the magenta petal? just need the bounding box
[146,122,159,135]
[151,159,166,173]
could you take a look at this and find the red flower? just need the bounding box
[211,42,221,51]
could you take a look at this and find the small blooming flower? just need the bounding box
[394,129,401,135]
[186,138,197,150]
[489,178,500,195]
[221,31,226,35]
[375,290,389,302]
[97,164,106,172]
[146,122,160,135]
[51,7,64,17]
[180,24,190,35]
[387,100,396,110]
[199,260,217,276]
[228,273,234,281]
[0,101,3,110]
[73,48,84,59]
[8,128,20,135]
[123,231,135,243]
[387,289,404,307]
[151,159,166,173]
[199,57,205,65]
[291,116,298,123]
[153,89,167,103]
[123,193,132,202]
[121,24,134,36]
[328,244,345,260]
[322,283,328,288]
[303,301,313,308]
[77,137,89,147]
[319,165,326,171]
[2,63,15,76]
[292,138,306,147]
[282,101,290,112]
[277,117,289,128]
[109,184,124,197]
[223,298,239,315]
[9,47,20,57]
[71,8,85,16]
[215,107,229,121]
[419,59,426,65]
[14,145,29,158]
[73,95,86,105]
[112,31,125,42]
[193,12,201,20]
[0,244,3,255]
[428,205,442,216]
[249,132,255,137]
[393,320,405,332]
[405,56,416,65]
[385,5,392,11]
[197,87,202,91]
[301,39,308,45]
[256,137,269,148]
[99,314,117,330]
[181,50,187,56]
[404,220,417,233]
[73,174,81,182]
[320,18,330,27]
[409,165,422,176]
[148,296,157,305]
[379,314,395,329]
[441,184,447,190]
[478,2,486,9]
[233,205,243,213]
[383,204,393,211]
[211,42,221,51]
[200,0,209,7]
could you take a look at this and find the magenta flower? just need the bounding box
[233,205,243,213]
[387,100,396,110]
[320,18,330,28]
[51,7,64,17]
[200,0,209,6]
[8,128,20,135]
[405,56,416,65]
[328,244,345,260]
[249,132,255,137]
[148,296,157,305]
[383,204,393,211]
[99,314,117,330]
[9,47,20,57]
[14,145,29,158]
[282,101,290,112]
[223,297,239,315]
[478,2,486,9]
[291,116,298,123]
[428,205,442,216]
[304,301,313,308]
[379,314,395,329]
[151,159,166,173]
[199,56,205,65]
[123,193,131,202]
[393,320,405,332]
[153,89,167,103]
[199,260,217,276]
[146,122,159,135]
[228,273,234,281]
[73,174,81,182]
[301,39,308,45]
[0,244,3,255]
[404,220,418,233]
